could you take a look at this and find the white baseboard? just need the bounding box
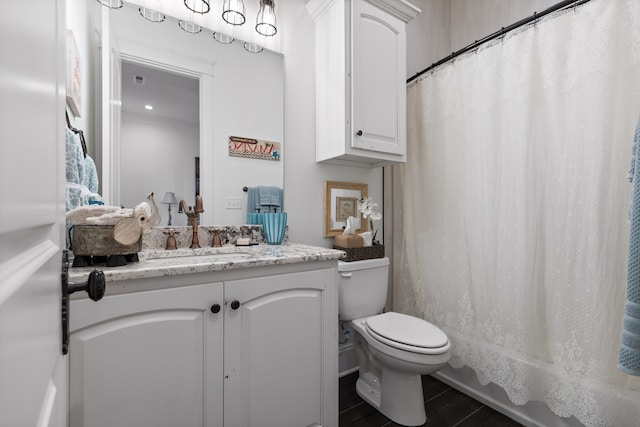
[338,342,359,378]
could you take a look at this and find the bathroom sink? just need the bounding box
[143,247,253,262]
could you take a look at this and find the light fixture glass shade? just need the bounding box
[179,20,202,34]
[139,7,165,22]
[256,0,277,37]
[213,32,235,44]
[243,42,264,54]
[184,0,210,14]
[96,0,123,9]
[222,0,246,26]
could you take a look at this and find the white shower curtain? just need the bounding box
[394,1,640,426]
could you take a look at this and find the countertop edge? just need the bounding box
[69,243,346,283]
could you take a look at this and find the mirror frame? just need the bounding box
[323,181,368,237]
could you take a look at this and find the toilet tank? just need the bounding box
[338,257,390,320]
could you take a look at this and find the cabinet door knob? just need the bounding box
[230,300,240,310]
[210,303,221,314]
[356,130,363,136]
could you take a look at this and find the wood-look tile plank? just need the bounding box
[421,375,452,401]
[340,372,520,427]
[455,406,523,427]
[339,401,392,427]
[386,388,484,427]
[340,373,363,412]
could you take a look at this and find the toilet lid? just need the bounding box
[366,312,448,350]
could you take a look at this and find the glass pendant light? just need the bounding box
[213,32,235,44]
[179,20,202,34]
[222,0,246,26]
[184,0,210,14]
[139,7,165,22]
[243,42,264,54]
[255,0,277,37]
[96,0,123,8]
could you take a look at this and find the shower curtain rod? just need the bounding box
[406,0,593,84]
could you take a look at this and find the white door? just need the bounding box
[68,283,224,427]
[223,269,333,427]
[351,0,406,155]
[0,1,67,426]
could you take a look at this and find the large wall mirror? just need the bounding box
[66,0,284,226]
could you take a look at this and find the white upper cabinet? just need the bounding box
[308,0,420,167]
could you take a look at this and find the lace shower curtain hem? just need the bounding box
[445,331,640,427]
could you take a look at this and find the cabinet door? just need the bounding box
[68,283,224,427]
[224,269,337,427]
[351,0,406,155]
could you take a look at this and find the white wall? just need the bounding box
[406,0,450,79]
[406,0,559,77]
[120,114,198,226]
[281,2,383,248]
[65,0,99,156]
[450,0,559,52]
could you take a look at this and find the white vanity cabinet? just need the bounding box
[68,281,225,427]
[68,264,338,427]
[308,0,420,167]
[223,268,336,427]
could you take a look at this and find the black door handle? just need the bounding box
[230,300,240,310]
[211,303,221,313]
[67,270,106,301]
[61,250,105,355]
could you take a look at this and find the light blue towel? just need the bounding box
[246,186,284,220]
[65,128,86,211]
[65,128,85,185]
[258,186,281,207]
[83,155,99,194]
[620,117,640,376]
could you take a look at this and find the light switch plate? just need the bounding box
[225,197,242,209]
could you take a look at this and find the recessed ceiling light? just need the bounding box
[145,105,153,110]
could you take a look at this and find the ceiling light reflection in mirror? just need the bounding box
[116,0,281,53]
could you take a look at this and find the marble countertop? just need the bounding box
[69,243,346,283]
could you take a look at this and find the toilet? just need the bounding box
[338,257,450,427]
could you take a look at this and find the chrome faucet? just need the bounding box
[179,195,204,248]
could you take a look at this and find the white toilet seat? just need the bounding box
[365,312,449,355]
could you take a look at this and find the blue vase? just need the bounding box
[262,212,287,245]
[247,212,264,225]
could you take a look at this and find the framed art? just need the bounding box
[323,181,368,237]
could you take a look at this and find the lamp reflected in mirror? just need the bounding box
[162,192,179,226]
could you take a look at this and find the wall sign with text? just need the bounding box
[228,136,281,161]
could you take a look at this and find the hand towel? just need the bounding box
[66,128,87,211]
[258,186,281,207]
[619,117,640,376]
[246,186,284,218]
[83,155,99,194]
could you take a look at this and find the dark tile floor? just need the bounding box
[339,372,523,427]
